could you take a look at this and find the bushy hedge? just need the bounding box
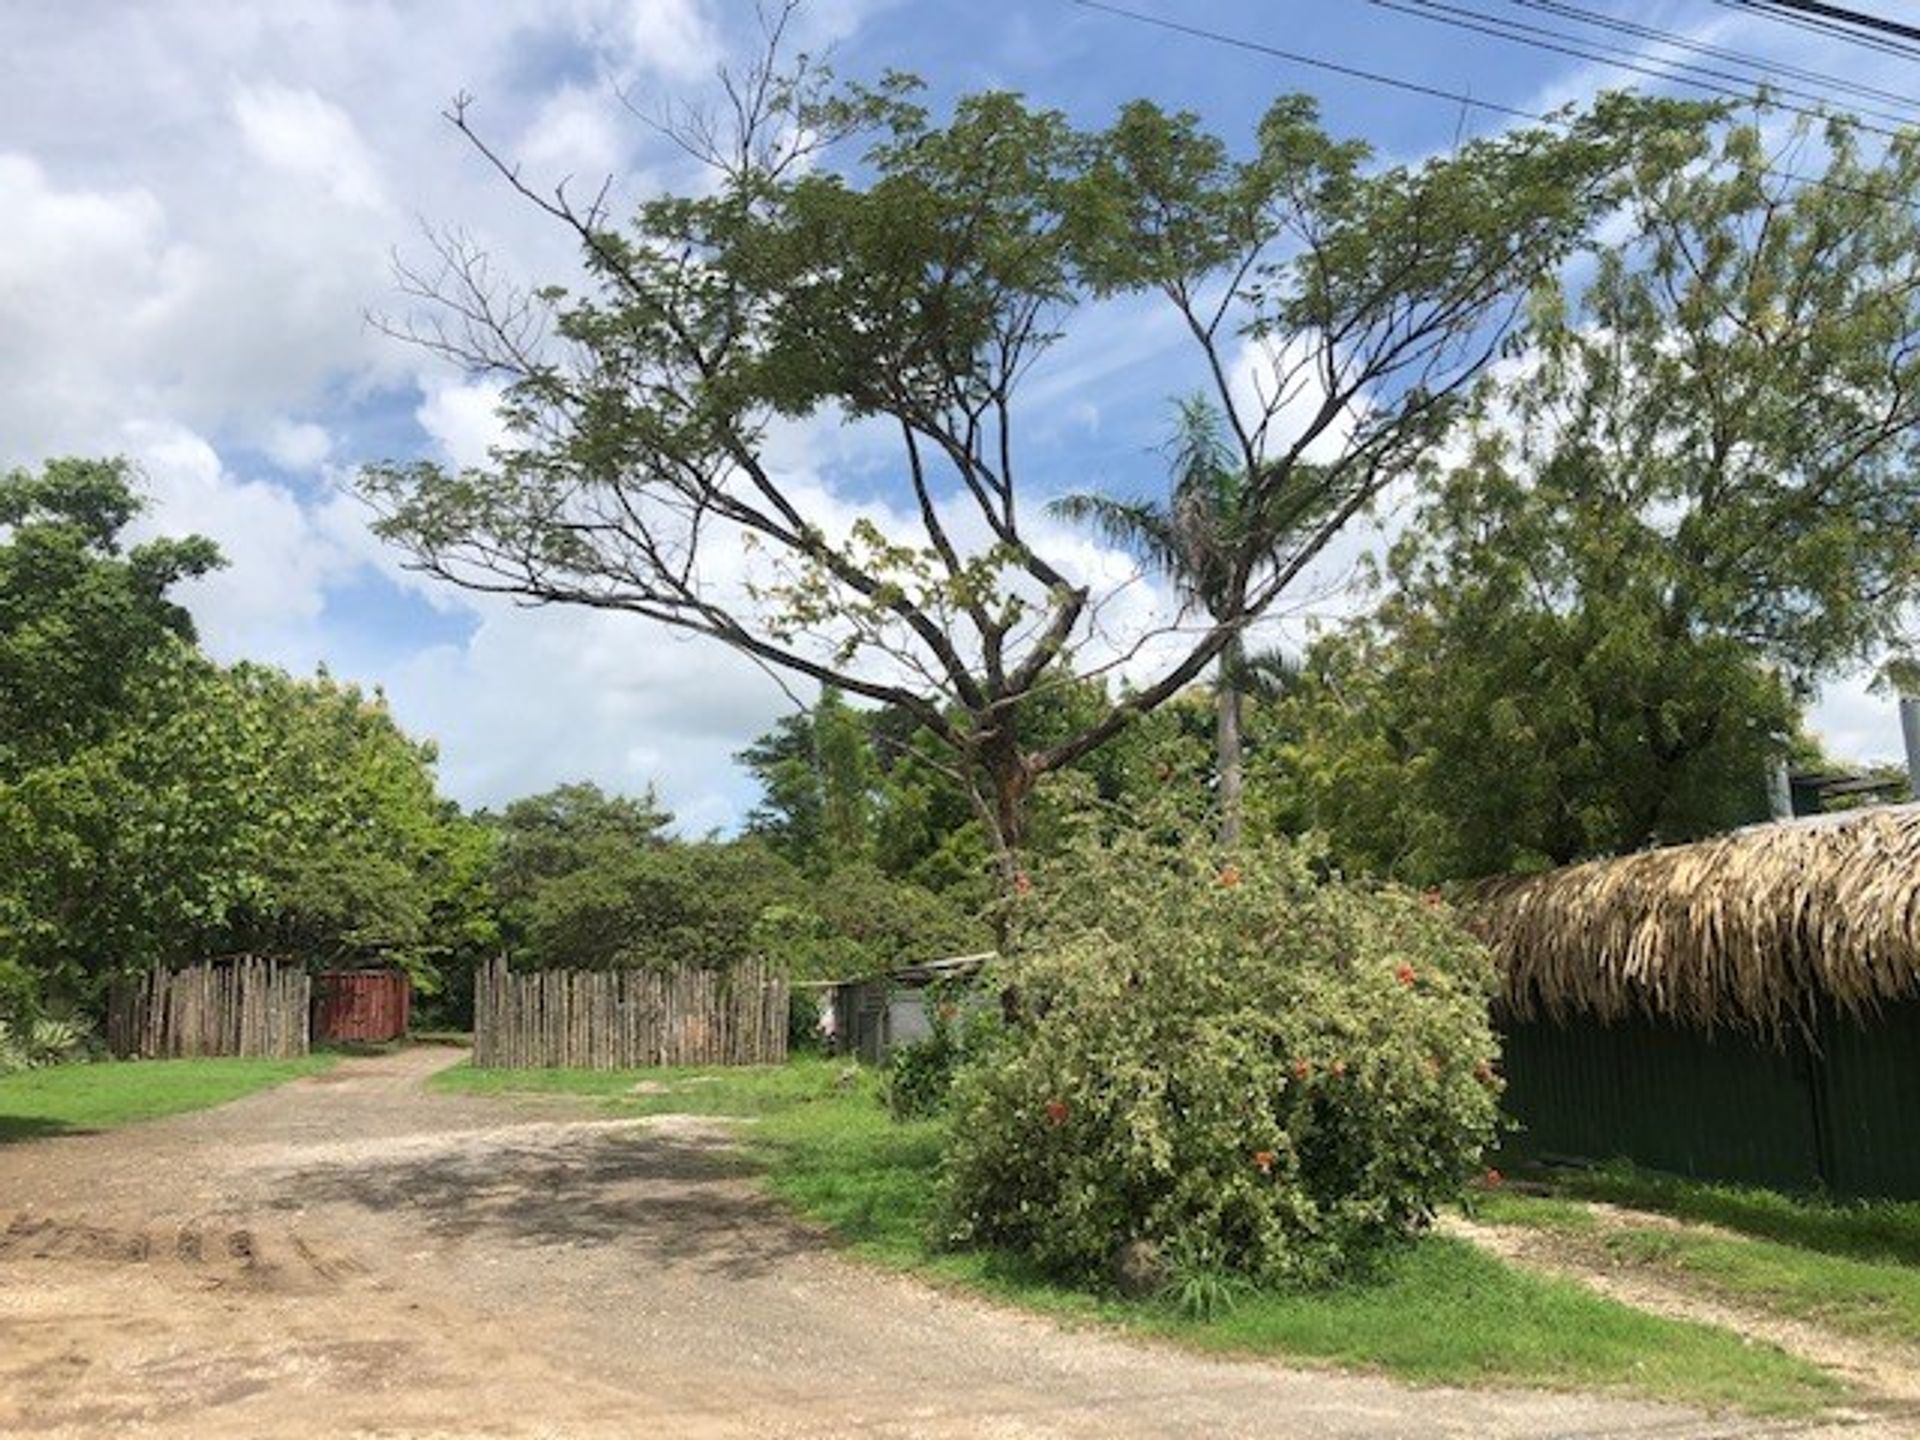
[940,825,1502,1289]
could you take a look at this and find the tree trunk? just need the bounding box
[1216,634,1245,848]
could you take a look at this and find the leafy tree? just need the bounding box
[1270,114,1920,879]
[363,34,1699,879]
[738,687,877,872]
[0,641,268,1008]
[217,666,493,981]
[0,458,220,775]
[0,458,490,1014]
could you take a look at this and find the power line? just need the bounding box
[1504,0,1920,118]
[1759,0,1920,47]
[1066,0,1920,218]
[1367,0,1910,137]
[1067,0,1549,123]
[1710,0,1920,63]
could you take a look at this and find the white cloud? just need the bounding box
[618,0,724,82]
[233,84,386,209]
[265,419,333,471]
[418,378,512,469]
[124,421,367,665]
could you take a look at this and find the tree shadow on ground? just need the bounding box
[0,1116,94,1144]
[268,1123,820,1278]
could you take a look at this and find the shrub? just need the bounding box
[940,823,1502,1289]
[0,1014,87,1074]
[884,988,992,1119]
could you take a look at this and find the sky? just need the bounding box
[3,0,1913,831]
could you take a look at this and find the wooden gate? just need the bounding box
[314,970,411,1043]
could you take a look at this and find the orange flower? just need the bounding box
[1485,1167,1504,1187]
[1043,1099,1069,1127]
[1252,1149,1276,1175]
[1291,1057,1313,1081]
[1217,863,1243,889]
[1396,963,1417,988]
[1013,872,1034,897]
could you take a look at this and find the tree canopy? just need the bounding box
[1267,115,1920,880]
[363,37,1706,871]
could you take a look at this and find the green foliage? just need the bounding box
[0,458,486,1013]
[520,837,799,971]
[220,665,494,981]
[364,58,1705,861]
[0,1015,85,1074]
[1264,115,1920,881]
[0,458,221,775]
[941,815,1503,1287]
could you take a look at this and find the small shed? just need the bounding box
[313,969,412,1044]
[1465,804,1920,1197]
[826,953,993,1064]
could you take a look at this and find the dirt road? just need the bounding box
[0,1049,1840,1437]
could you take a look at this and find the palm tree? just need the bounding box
[1051,398,1300,846]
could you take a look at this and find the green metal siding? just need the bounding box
[1500,1001,1920,1197]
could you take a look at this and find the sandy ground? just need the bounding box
[0,1048,1873,1438]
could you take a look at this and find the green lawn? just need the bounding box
[1478,1179,1920,1347]
[435,1058,1838,1414]
[0,1055,337,1142]
[1532,1164,1920,1267]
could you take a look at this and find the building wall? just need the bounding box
[1499,999,1920,1198]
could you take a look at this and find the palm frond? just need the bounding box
[1047,492,1187,579]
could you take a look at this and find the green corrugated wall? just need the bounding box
[1498,1001,1920,1197]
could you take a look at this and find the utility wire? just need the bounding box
[1368,0,1909,137]
[1504,0,1920,118]
[1066,0,1920,218]
[1710,0,1920,63]
[1068,0,1549,123]
[1757,0,1920,47]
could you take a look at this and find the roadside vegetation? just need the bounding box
[0,1055,336,1142]
[436,1057,1835,1414]
[1475,1171,1920,1348]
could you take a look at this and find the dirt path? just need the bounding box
[1448,1213,1920,1436]
[0,1050,1864,1438]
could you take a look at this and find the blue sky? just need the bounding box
[1,0,1909,829]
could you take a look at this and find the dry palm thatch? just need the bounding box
[1464,804,1920,1033]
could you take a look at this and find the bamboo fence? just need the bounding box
[106,957,311,1059]
[472,956,788,1068]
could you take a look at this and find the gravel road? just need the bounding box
[0,1048,1848,1438]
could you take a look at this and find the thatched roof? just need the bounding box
[1464,804,1920,1031]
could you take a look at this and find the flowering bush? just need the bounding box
[940,823,1502,1288]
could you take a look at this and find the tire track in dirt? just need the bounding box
[1,1209,367,1294]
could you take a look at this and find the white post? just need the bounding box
[1766,756,1795,821]
[1901,696,1920,802]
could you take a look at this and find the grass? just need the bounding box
[436,1058,1839,1414]
[1538,1163,1920,1267]
[1483,1177,1920,1347]
[0,1054,337,1142]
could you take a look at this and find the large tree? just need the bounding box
[362,30,1700,877]
[1272,114,1920,880]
